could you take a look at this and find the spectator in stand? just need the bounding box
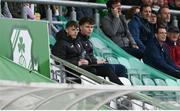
[52,20,124,85]
[121,0,141,5]
[153,0,166,9]
[23,3,35,20]
[8,3,22,18]
[166,26,180,67]
[72,0,95,20]
[79,17,128,80]
[1,2,12,18]
[169,0,180,29]
[79,17,128,78]
[143,27,180,78]
[128,5,153,52]
[169,0,180,10]
[126,6,140,23]
[168,0,174,5]
[157,6,171,29]
[149,10,158,34]
[101,0,143,59]
[141,0,154,6]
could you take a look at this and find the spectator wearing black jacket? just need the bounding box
[79,17,128,78]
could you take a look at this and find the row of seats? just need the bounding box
[130,75,180,86]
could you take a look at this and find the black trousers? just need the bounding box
[81,64,123,85]
[65,64,124,85]
[122,47,143,59]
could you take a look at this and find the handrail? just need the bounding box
[1,0,180,14]
[1,0,105,9]
[51,54,112,85]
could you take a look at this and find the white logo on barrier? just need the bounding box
[11,29,38,71]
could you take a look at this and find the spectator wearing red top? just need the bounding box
[166,26,180,67]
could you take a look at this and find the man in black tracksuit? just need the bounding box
[78,17,129,84]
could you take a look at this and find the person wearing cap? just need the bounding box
[101,0,143,59]
[166,26,180,67]
[143,27,180,78]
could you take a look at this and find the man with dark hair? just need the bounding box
[143,27,180,78]
[52,21,82,83]
[157,6,171,29]
[128,5,152,51]
[55,20,79,42]
[78,17,129,85]
[141,0,154,6]
[101,0,143,59]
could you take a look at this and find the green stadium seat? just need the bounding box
[80,75,99,85]
[142,77,156,86]
[49,35,56,46]
[131,99,143,110]
[176,79,180,86]
[119,77,132,86]
[130,76,143,86]
[90,37,107,49]
[164,79,178,101]
[118,57,138,77]
[154,79,167,86]
[106,56,119,64]
[165,79,178,86]
[117,57,131,69]
[129,58,149,78]
[93,46,112,58]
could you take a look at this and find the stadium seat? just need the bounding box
[164,79,178,101]
[165,79,178,86]
[49,35,56,46]
[129,58,149,78]
[119,77,132,86]
[90,37,107,49]
[176,79,180,86]
[106,56,119,64]
[117,57,139,76]
[93,47,112,58]
[117,57,131,69]
[142,77,156,86]
[154,79,167,86]
[144,103,155,110]
[131,99,143,110]
[130,76,143,86]
[80,75,99,85]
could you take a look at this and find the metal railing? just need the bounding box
[1,0,180,27]
[51,54,112,84]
